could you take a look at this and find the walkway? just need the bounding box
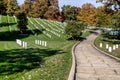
[75,31,120,80]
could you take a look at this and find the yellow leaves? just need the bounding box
[77,3,97,26]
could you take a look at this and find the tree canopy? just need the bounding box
[65,21,85,40]
[16,12,28,34]
[96,6,113,27]
[61,5,80,21]
[7,0,19,15]
[77,3,97,26]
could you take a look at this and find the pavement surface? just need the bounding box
[75,31,120,80]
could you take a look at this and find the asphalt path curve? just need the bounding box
[75,30,120,80]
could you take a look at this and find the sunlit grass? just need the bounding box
[94,34,120,58]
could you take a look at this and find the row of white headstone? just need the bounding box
[50,30,60,37]
[35,19,46,29]
[7,15,12,32]
[16,39,28,49]
[35,20,60,38]
[28,18,44,34]
[45,23,60,37]
[47,20,62,33]
[28,18,39,30]
[100,43,119,52]
[30,18,61,38]
[35,40,47,47]
[55,21,65,29]
[27,25,35,34]
[44,21,60,33]
[43,31,52,38]
[33,18,53,38]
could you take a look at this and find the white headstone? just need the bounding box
[45,41,47,47]
[24,42,27,49]
[113,45,116,50]
[42,41,44,46]
[116,44,119,48]
[106,44,109,49]
[100,43,102,48]
[38,40,39,45]
[23,41,25,48]
[108,47,112,52]
[19,40,22,46]
[40,40,41,45]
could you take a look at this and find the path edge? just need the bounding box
[92,41,120,62]
[68,41,80,80]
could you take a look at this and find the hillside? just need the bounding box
[0,15,76,80]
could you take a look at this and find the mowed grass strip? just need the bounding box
[0,16,76,80]
[94,33,120,58]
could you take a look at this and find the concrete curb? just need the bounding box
[92,41,120,63]
[68,41,80,80]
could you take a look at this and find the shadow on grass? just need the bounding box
[92,31,99,36]
[0,29,43,41]
[0,48,63,75]
[0,22,16,27]
[67,37,86,41]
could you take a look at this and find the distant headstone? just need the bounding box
[100,43,102,48]
[38,40,39,45]
[113,45,116,50]
[24,42,27,49]
[116,44,119,48]
[45,41,47,47]
[42,41,44,46]
[23,41,25,48]
[19,40,22,46]
[40,40,41,45]
[106,44,109,49]
[35,40,37,44]
[108,47,112,52]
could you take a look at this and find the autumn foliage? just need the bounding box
[77,3,97,26]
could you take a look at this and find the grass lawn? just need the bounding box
[0,15,77,80]
[0,15,92,80]
[94,33,120,58]
[81,29,95,38]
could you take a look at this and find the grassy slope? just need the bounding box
[94,33,120,58]
[0,16,76,80]
[0,16,91,80]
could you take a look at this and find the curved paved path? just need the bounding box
[75,31,120,80]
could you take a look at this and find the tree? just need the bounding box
[96,0,120,10]
[21,0,32,16]
[28,0,48,18]
[96,6,113,27]
[44,0,60,20]
[6,0,19,15]
[77,3,97,26]
[44,6,60,20]
[0,0,6,14]
[61,5,80,21]
[111,12,120,30]
[65,21,85,40]
[22,0,60,20]
[16,12,28,34]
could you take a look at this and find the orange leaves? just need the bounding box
[77,3,97,26]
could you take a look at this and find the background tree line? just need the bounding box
[0,0,119,23]
[0,0,120,39]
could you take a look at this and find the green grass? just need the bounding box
[81,29,95,38]
[94,33,120,58]
[0,15,77,80]
[0,15,91,80]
